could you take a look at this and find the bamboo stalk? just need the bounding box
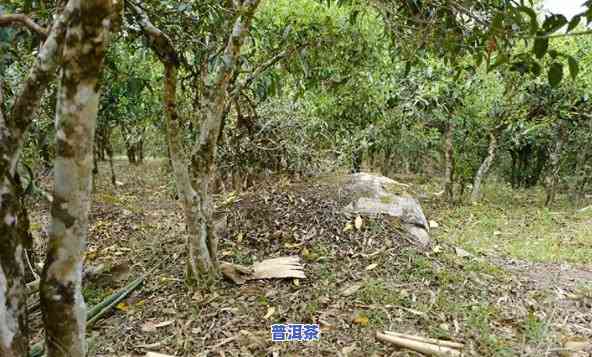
[87,276,143,326]
[29,276,144,357]
[384,331,464,349]
[377,332,462,356]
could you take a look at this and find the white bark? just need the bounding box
[0,3,73,356]
[471,128,499,203]
[39,1,113,356]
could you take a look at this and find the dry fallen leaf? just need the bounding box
[141,321,157,333]
[352,313,369,327]
[354,216,363,230]
[562,339,591,356]
[342,343,357,355]
[263,306,275,320]
[145,352,175,357]
[115,302,128,312]
[365,263,378,271]
[154,320,174,328]
[340,283,363,296]
[343,223,353,232]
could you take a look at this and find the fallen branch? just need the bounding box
[377,331,463,356]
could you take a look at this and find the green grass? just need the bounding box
[429,182,592,265]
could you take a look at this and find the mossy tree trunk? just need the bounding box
[0,4,72,356]
[39,1,114,356]
[132,0,261,281]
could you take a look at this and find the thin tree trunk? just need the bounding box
[137,139,144,164]
[39,2,113,356]
[186,3,262,279]
[163,64,213,278]
[107,144,116,186]
[443,121,455,202]
[131,0,261,282]
[0,5,72,355]
[545,120,567,206]
[471,126,501,203]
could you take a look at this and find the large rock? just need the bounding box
[342,173,431,247]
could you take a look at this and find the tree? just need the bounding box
[129,0,262,279]
[0,3,72,355]
[38,1,116,356]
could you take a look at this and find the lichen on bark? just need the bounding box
[0,3,74,356]
[39,1,114,356]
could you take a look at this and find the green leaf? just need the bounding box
[490,52,508,70]
[567,15,582,32]
[548,62,563,87]
[542,14,568,34]
[517,6,539,34]
[475,52,483,67]
[404,62,412,76]
[510,60,528,74]
[568,56,579,80]
[534,37,548,59]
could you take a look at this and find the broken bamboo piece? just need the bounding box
[221,256,306,284]
[384,331,464,349]
[377,331,463,356]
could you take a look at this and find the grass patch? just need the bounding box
[429,182,592,264]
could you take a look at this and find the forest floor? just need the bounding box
[27,159,592,356]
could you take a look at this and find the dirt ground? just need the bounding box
[27,159,592,356]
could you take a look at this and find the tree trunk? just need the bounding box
[126,146,136,165]
[573,151,592,204]
[351,147,363,173]
[137,139,144,164]
[107,143,116,186]
[471,126,500,203]
[131,0,261,282]
[0,4,72,355]
[163,64,215,278]
[545,120,567,206]
[40,1,113,356]
[443,121,455,202]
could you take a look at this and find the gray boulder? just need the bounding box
[342,173,431,247]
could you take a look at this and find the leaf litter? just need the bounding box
[25,160,592,356]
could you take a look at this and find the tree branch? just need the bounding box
[127,1,179,66]
[9,2,73,139]
[0,14,48,38]
[230,43,307,98]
